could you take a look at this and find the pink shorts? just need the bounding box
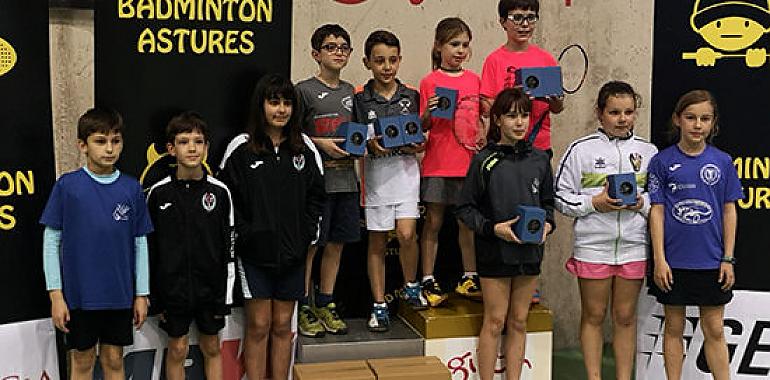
[565,258,646,280]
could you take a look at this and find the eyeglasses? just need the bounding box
[320,43,352,55]
[506,13,539,25]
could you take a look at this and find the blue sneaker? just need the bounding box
[399,283,429,309]
[367,305,390,332]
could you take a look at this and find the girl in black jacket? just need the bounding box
[220,74,325,380]
[456,88,555,380]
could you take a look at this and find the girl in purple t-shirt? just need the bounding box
[647,90,743,380]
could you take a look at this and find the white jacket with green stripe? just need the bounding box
[555,130,658,265]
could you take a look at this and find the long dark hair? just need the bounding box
[246,74,303,155]
[487,87,531,143]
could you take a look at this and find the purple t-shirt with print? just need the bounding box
[647,144,743,269]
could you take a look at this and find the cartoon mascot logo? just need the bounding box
[683,0,770,67]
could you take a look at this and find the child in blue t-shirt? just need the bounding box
[40,108,153,379]
[647,90,743,380]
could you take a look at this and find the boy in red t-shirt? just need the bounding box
[480,0,565,157]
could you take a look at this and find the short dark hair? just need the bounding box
[166,111,209,144]
[364,30,400,58]
[311,24,351,51]
[498,0,539,18]
[487,88,532,143]
[77,107,123,141]
[596,81,642,112]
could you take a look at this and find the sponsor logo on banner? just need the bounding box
[424,332,552,379]
[637,291,770,379]
[0,319,60,379]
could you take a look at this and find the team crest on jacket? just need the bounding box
[629,153,643,172]
[202,192,216,212]
[531,177,540,195]
[293,154,306,171]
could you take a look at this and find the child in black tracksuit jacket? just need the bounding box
[146,111,235,379]
[456,88,555,380]
[218,74,325,380]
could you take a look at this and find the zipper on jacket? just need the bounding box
[183,182,195,309]
[613,139,622,264]
[273,150,285,268]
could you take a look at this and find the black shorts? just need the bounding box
[65,309,133,351]
[160,307,226,338]
[238,259,305,301]
[478,262,542,278]
[317,192,361,246]
[648,268,733,306]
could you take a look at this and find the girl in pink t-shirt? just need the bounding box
[418,17,482,307]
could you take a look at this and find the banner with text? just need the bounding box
[637,291,770,379]
[0,318,59,379]
[95,0,292,182]
[0,0,55,324]
[652,0,769,290]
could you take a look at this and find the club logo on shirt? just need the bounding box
[594,157,607,169]
[629,153,643,172]
[669,163,682,172]
[159,202,172,210]
[250,160,264,169]
[700,163,721,185]
[113,203,130,221]
[398,98,412,115]
[672,199,713,225]
[202,192,216,212]
[342,95,353,112]
[531,177,540,195]
[368,110,377,120]
[293,154,306,171]
[318,92,329,99]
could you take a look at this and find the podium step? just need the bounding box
[296,317,424,363]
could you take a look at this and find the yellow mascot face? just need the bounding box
[697,16,767,51]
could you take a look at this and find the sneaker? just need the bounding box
[398,284,428,309]
[421,278,448,307]
[455,275,482,299]
[315,303,348,335]
[367,305,390,332]
[298,305,325,338]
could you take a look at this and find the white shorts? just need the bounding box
[365,202,419,231]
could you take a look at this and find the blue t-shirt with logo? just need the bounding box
[647,145,743,269]
[40,168,153,310]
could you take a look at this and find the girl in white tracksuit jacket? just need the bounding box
[554,81,657,380]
